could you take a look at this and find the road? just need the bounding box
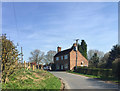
[50,71,119,90]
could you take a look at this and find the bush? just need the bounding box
[112,58,120,79]
[92,68,99,76]
[99,69,112,78]
[75,67,112,78]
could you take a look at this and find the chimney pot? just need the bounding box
[73,43,77,47]
[73,43,77,51]
[57,46,61,52]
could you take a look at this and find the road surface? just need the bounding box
[50,71,119,90]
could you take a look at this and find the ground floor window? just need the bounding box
[64,63,68,69]
[81,61,84,67]
[56,64,59,70]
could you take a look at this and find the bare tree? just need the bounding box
[98,52,110,68]
[44,50,56,65]
[87,49,104,60]
[38,51,44,69]
[100,52,110,63]
[29,49,44,69]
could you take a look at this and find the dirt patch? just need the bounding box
[41,73,47,76]
[21,76,28,80]
[33,73,40,78]
[59,78,65,91]
[105,81,119,85]
[32,73,44,81]
[26,75,34,80]
[17,75,28,80]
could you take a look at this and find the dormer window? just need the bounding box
[56,57,59,61]
[64,55,68,59]
[61,56,63,60]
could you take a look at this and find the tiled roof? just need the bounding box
[54,47,74,57]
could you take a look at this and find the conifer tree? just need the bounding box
[78,40,87,59]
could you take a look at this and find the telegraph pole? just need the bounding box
[21,47,23,64]
[75,39,79,70]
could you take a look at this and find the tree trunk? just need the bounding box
[38,62,39,69]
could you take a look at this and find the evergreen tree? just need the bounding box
[78,40,87,59]
[106,44,120,68]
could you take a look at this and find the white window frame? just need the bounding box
[56,57,59,61]
[64,55,68,59]
[61,56,63,60]
[81,61,84,67]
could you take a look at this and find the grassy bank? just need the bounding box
[67,70,119,84]
[2,68,61,89]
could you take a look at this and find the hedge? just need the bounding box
[74,67,113,78]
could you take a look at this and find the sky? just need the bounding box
[2,2,118,62]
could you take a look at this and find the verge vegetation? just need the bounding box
[2,68,61,89]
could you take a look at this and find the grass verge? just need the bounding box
[2,68,61,89]
[67,70,119,84]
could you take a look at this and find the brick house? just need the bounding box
[54,43,88,70]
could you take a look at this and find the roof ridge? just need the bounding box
[54,47,73,57]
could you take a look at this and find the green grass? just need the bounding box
[2,68,61,90]
[67,70,119,84]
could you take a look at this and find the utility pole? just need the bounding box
[75,39,79,70]
[21,47,23,64]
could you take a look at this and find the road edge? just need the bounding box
[66,71,119,85]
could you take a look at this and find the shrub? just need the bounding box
[92,68,99,76]
[87,68,92,75]
[100,69,111,78]
[75,67,112,78]
[112,58,120,79]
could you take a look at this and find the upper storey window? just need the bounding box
[56,57,59,61]
[61,56,63,60]
[64,55,68,59]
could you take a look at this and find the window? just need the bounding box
[56,64,59,70]
[64,63,68,69]
[61,56,63,60]
[64,55,68,59]
[81,61,84,67]
[56,57,59,61]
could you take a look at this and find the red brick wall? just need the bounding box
[70,50,88,70]
[54,54,70,70]
[54,50,88,70]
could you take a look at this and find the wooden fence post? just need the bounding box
[24,61,26,69]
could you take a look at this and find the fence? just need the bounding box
[1,60,41,83]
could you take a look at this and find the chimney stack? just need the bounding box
[73,43,77,47]
[73,43,77,51]
[57,46,61,52]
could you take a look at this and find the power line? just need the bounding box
[12,2,20,46]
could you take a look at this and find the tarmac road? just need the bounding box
[50,71,119,91]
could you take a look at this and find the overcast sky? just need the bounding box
[2,2,118,62]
